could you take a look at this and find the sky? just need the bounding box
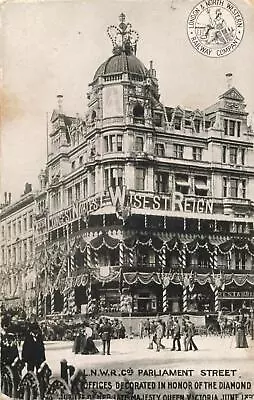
[0,0,254,201]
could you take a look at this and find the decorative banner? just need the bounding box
[91,269,120,283]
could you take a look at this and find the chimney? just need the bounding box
[226,73,233,89]
[4,192,7,204]
[57,94,63,113]
[8,192,11,204]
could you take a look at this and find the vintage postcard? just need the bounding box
[0,0,254,399]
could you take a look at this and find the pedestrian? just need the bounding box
[186,318,198,351]
[148,320,156,349]
[118,321,126,339]
[235,315,248,348]
[144,318,151,338]
[182,317,190,351]
[166,315,174,339]
[22,323,46,372]
[155,319,165,351]
[99,318,113,355]
[171,318,181,351]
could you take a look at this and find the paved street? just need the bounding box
[36,336,254,398]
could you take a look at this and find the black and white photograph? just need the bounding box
[0,0,254,399]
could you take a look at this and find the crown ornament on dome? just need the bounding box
[107,13,139,56]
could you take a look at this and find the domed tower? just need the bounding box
[86,13,160,130]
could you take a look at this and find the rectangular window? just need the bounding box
[8,224,11,239]
[104,169,109,190]
[117,135,123,151]
[174,117,182,130]
[229,120,236,136]
[222,146,227,163]
[75,183,80,200]
[242,180,246,199]
[229,147,237,164]
[29,214,33,229]
[23,217,27,231]
[90,171,96,194]
[23,241,27,262]
[223,177,227,197]
[224,119,228,135]
[104,137,109,153]
[135,137,144,152]
[241,148,245,165]
[1,247,5,264]
[18,220,22,234]
[193,147,202,161]
[173,144,184,159]
[117,168,123,187]
[79,156,83,165]
[230,178,238,198]
[13,222,16,237]
[1,225,4,239]
[67,187,73,205]
[155,143,165,156]
[175,173,189,195]
[71,161,75,170]
[237,121,241,137]
[83,178,88,198]
[154,113,162,127]
[154,172,169,193]
[135,168,145,190]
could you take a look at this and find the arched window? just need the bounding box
[133,103,144,124]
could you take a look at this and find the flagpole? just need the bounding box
[44,234,48,324]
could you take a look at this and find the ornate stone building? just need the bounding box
[2,14,254,317]
[0,187,36,314]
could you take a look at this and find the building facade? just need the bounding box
[2,14,254,317]
[0,187,36,314]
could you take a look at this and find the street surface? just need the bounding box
[28,336,254,398]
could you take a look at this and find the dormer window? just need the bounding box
[153,113,162,127]
[174,117,182,130]
[71,161,76,170]
[133,103,144,124]
[194,119,201,133]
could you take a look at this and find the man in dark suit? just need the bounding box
[99,319,113,355]
[22,323,46,371]
[171,318,181,351]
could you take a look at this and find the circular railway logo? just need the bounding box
[187,0,244,58]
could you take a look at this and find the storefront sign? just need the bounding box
[219,291,254,298]
[109,186,214,214]
[48,186,214,230]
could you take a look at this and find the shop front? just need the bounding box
[219,286,254,313]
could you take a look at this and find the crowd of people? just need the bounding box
[0,306,251,372]
[140,315,198,352]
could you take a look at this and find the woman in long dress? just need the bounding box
[235,316,248,348]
